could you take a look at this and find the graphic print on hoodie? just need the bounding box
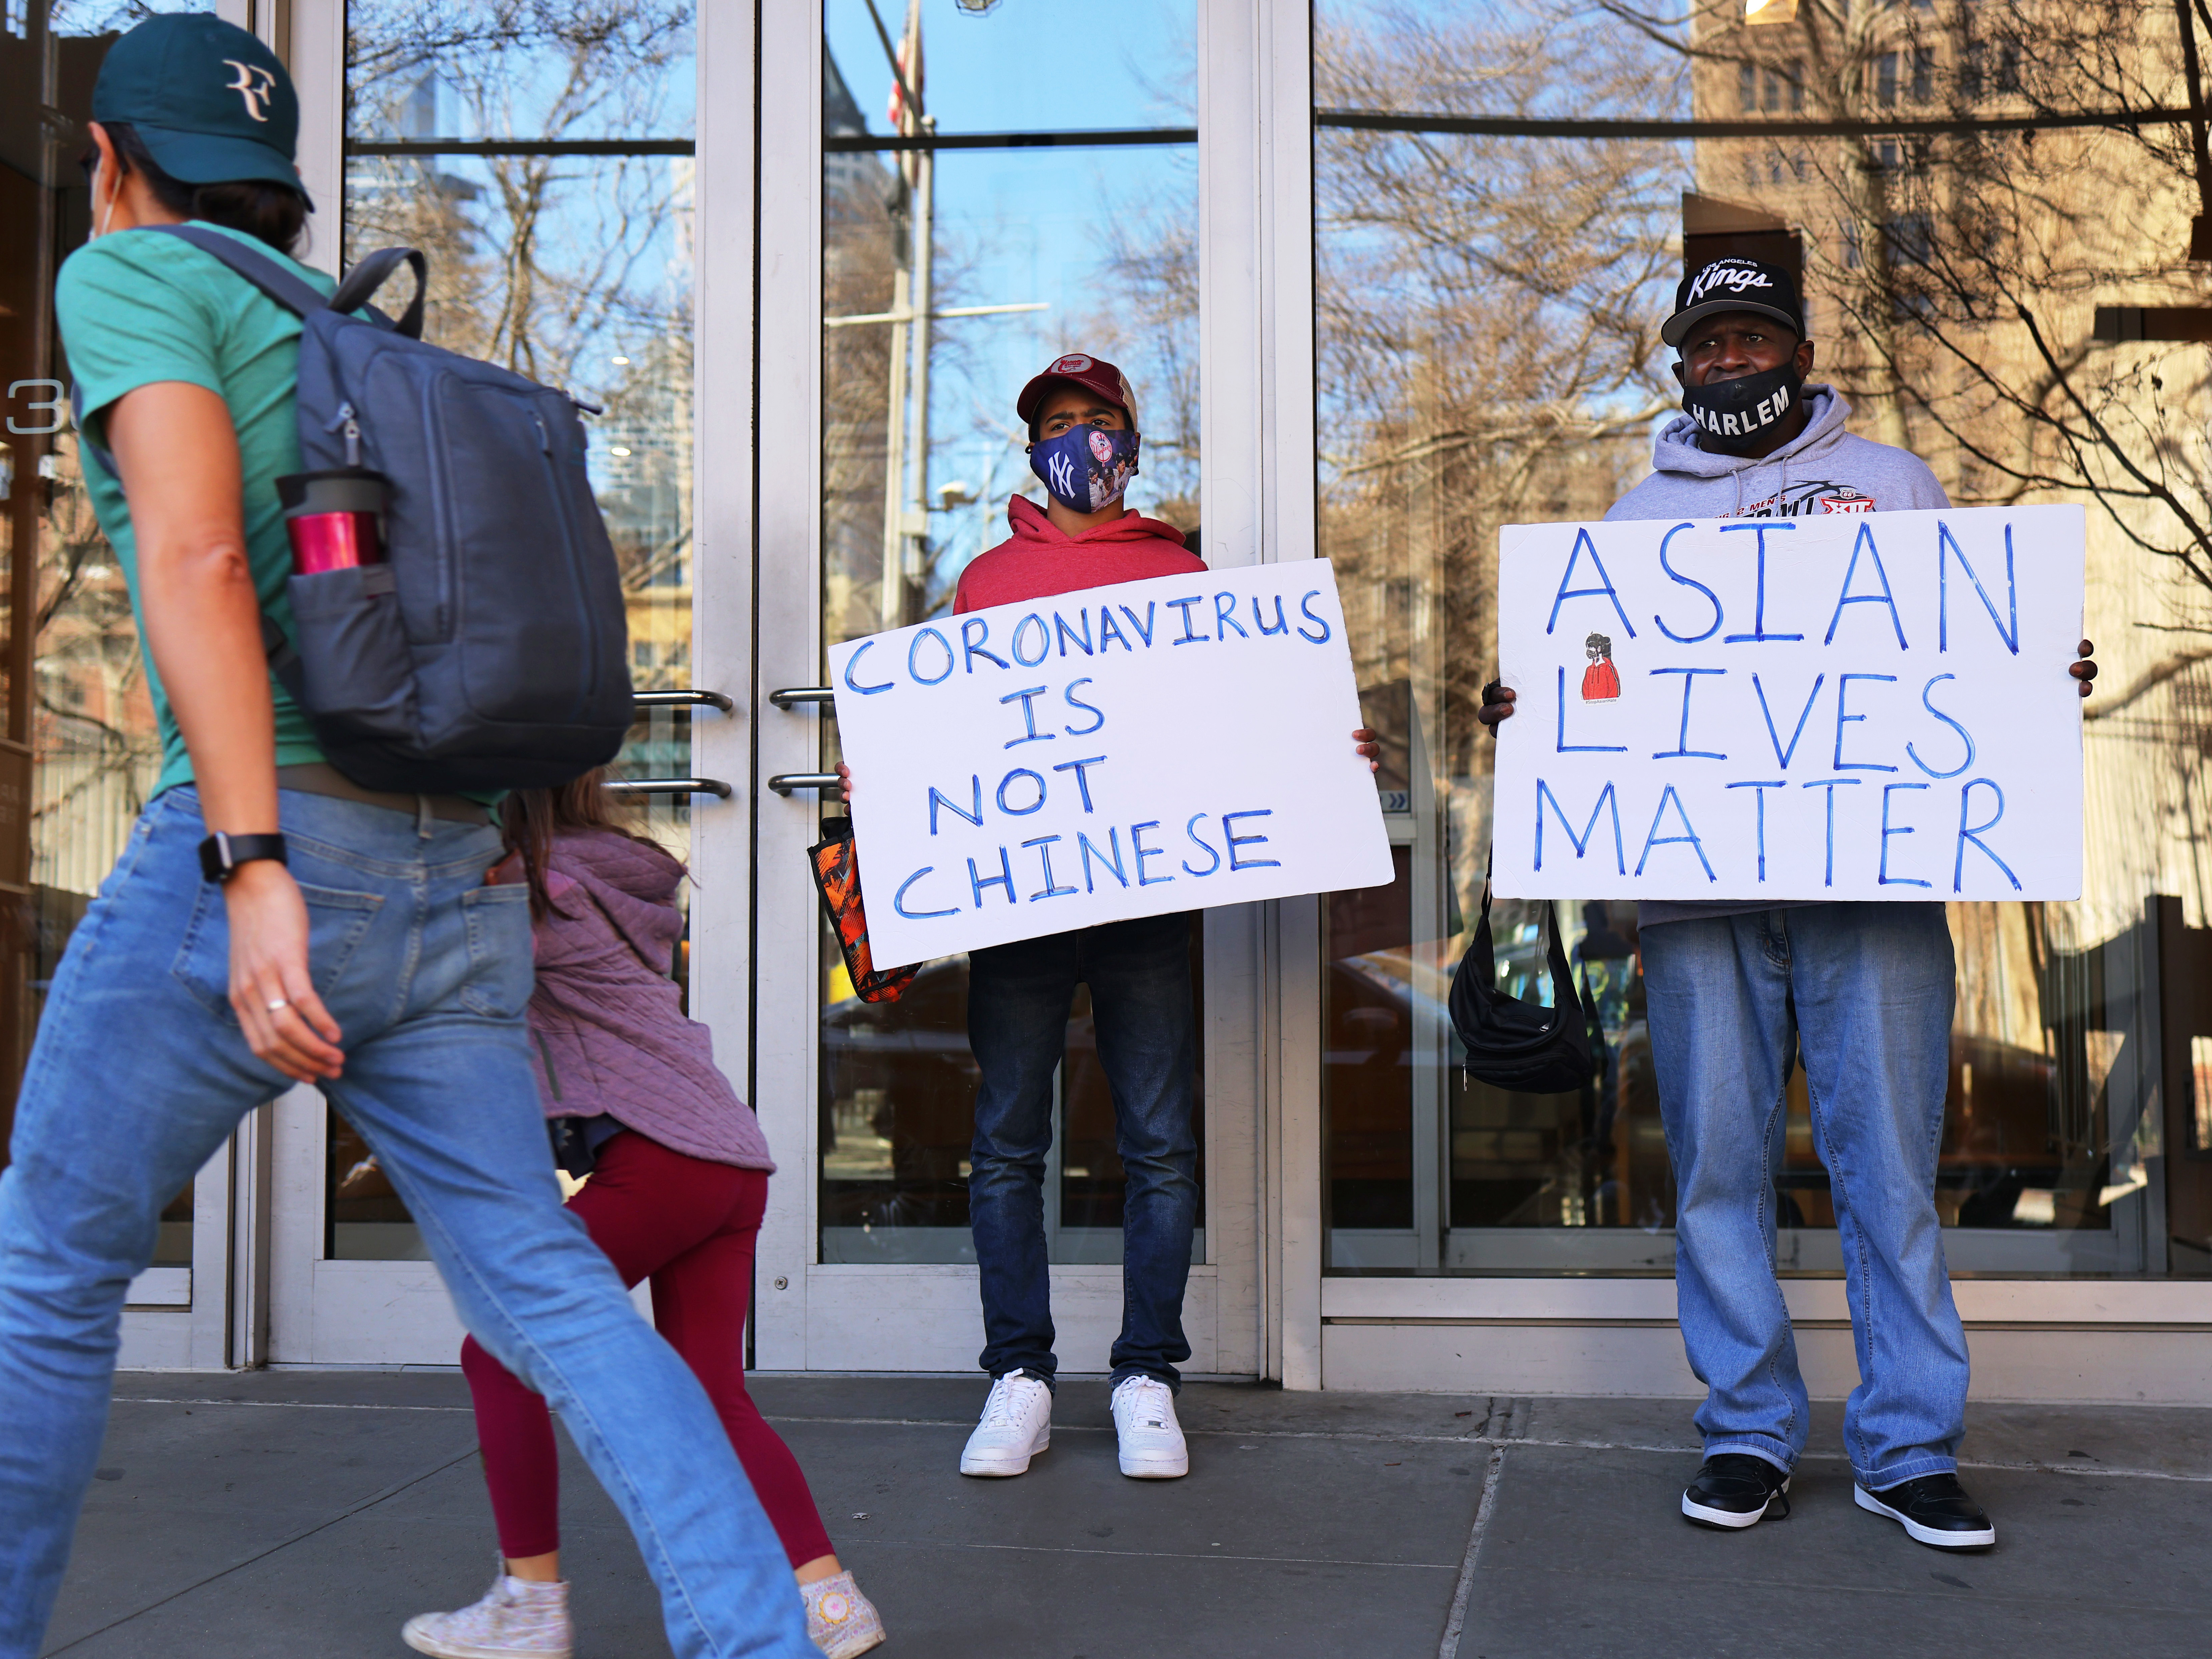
[1606,385,1949,525]
[1602,385,1951,927]
[954,492,1203,613]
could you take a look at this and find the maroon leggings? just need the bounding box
[459,1131,835,1568]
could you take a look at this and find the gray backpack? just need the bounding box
[136,225,634,794]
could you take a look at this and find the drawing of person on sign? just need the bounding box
[1581,631,1621,702]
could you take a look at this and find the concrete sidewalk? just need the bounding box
[38,1370,2212,1658]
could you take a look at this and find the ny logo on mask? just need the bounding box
[222,59,277,122]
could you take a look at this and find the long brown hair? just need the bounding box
[500,769,660,920]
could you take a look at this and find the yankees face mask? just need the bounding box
[1029,424,1142,513]
[1681,363,1803,455]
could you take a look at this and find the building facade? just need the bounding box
[1,0,2207,1395]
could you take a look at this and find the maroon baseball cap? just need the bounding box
[1016,352,1139,429]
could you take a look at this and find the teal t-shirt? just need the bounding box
[56,221,331,797]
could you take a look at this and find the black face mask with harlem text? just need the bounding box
[1681,363,1804,455]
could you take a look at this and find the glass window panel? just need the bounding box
[817,0,1200,1265]
[5,4,197,1214]
[332,0,695,1256]
[1316,0,2212,1277]
[152,1182,193,1267]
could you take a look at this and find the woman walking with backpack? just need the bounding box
[0,17,811,1657]
[402,776,885,1659]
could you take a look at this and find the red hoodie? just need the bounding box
[953,494,1203,613]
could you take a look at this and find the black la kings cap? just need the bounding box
[1662,256,1805,347]
[91,13,308,201]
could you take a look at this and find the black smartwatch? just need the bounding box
[199,831,289,885]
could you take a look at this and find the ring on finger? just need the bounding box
[266,998,289,1014]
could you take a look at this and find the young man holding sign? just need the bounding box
[842,355,1379,1483]
[1482,261,2096,1550]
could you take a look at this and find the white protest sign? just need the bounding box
[831,560,1395,969]
[1492,504,2084,901]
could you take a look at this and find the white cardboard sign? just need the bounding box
[1491,504,2085,902]
[831,560,1396,969]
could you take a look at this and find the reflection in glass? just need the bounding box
[4,3,199,1185]
[1671,0,2206,1268]
[332,0,696,1256]
[817,1,1199,1264]
[1316,0,1679,1276]
[1315,0,2212,1277]
[152,1183,193,1267]
[328,1112,424,1259]
[822,914,1204,1264]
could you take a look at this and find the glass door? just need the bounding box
[751,0,1236,1373]
[5,0,216,1356]
[269,0,704,1362]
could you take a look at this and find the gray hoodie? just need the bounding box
[1607,384,1949,525]
[1604,386,1951,928]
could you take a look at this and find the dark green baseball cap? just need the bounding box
[91,13,308,201]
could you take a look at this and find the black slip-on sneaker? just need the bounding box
[1681,1453,1792,1530]
[1854,1472,1996,1549]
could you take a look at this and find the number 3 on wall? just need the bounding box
[7,380,66,436]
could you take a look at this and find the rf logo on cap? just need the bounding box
[222,59,277,122]
[90,15,308,198]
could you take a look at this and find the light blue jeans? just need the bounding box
[1640,903,1969,1490]
[0,787,811,1659]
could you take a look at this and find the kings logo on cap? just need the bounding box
[1687,259,1776,304]
[1662,254,1804,346]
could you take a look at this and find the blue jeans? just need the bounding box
[966,912,1199,1390]
[1641,903,1969,1490]
[0,788,810,1659]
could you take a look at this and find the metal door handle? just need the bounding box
[609,691,733,797]
[604,777,734,798]
[633,688,735,712]
[766,691,836,793]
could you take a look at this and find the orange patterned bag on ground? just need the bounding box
[808,816,920,1004]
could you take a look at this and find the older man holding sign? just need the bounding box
[836,354,1389,1486]
[1483,259,2097,1553]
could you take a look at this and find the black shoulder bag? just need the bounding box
[1447,875,1605,1094]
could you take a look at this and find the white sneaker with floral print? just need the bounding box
[402,1571,572,1659]
[802,1569,887,1657]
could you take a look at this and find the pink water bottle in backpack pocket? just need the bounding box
[277,468,391,573]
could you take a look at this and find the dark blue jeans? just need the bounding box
[966,911,1199,1390]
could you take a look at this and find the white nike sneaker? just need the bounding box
[959,1370,1053,1476]
[402,1571,572,1659]
[1111,1375,1189,1479]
